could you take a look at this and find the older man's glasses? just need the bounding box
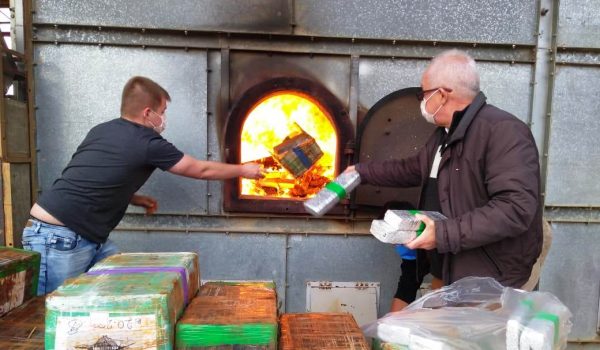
[416,87,453,101]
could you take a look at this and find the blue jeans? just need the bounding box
[21,219,119,295]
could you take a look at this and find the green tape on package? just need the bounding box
[534,312,560,344]
[325,181,347,199]
[408,209,426,236]
[176,323,277,347]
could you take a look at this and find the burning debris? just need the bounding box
[240,92,338,199]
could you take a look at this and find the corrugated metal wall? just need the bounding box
[27,0,599,345]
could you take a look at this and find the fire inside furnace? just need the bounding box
[240,92,338,199]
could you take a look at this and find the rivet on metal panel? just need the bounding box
[32,27,37,32]
[207,193,212,196]
[392,40,396,45]
[512,45,516,49]
[433,41,437,46]
[98,26,102,31]
[142,45,146,50]
[54,41,58,46]
[286,245,291,249]
[184,30,188,36]
[98,43,103,48]
[141,28,146,33]
[473,43,477,47]
[207,152,212,157]
[53,24,57,29]
[351,37,355,43]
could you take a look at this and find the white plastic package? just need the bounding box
[363,277,572,350]
[303,169,361,216]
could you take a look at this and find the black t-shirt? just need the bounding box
[37,118,184,243]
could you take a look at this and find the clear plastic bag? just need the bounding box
[363,277,572,350]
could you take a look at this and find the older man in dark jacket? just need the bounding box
[353,49,542,290]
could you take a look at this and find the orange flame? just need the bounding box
[240,91,337,199]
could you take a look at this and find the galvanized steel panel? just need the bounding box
[359,58,532,126]
[110,231,287,309]
[546,66,600,206]
[34,0,292,34]
[285,234,402,316]
[295,0,537,45]
[540,223,600,341]
[34,44,209,214]
[557,0,600,49]
[229,52,351,109]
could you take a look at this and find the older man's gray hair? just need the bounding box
[426,49,480,99]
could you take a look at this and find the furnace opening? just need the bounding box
[240,91,338,199]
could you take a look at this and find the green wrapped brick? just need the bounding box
[88,252,200,303]
[0,247,40,316]
[176,282,278,349]
[45,272,185,350]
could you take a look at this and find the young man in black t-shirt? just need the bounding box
[23,76,264,294]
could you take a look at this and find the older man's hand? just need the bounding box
[405,213,437,250]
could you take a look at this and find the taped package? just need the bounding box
[502,287,572,350]
[303,169,361,216]
[273,129,323,178]
[383,210,447,231]
[176,281,278,349]
[280,313,370,350]
[0,247,40,316]
[88,252,200,304]
[45,272,185,350]
[370,220,418,244]
[362,277,573,350]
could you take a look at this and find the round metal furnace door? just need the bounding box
[353,87,436,210]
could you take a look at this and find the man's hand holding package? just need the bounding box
[405,213,437,250]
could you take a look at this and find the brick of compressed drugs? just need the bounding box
[176,282,277,349]
[45,272,185,350]
[88,252,199,303]
[280,313,369,350]
[0,247,40,316]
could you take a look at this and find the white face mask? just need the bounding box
[420,89,443,124]
[148,110,166,134]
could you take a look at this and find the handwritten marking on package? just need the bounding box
[55,314,158,350]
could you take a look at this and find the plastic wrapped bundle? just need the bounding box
[45,272,185,350]
[0,247,40,316]
[273,130,323,178]
[363,277,572,350]
[176,282,278,349]
[303,170,361,216]
[363,307,507,349]
[370,220,417,244]
[502,288,572,350]
[280,313,370,350]
[88,252,199,304]
[383,210,447,231]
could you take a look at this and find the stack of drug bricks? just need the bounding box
[45,252,199,350]
[280,312,370,350]
[0,247,40,317]
[176,281,278,349]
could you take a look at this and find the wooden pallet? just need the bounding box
[0,296,45,349]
